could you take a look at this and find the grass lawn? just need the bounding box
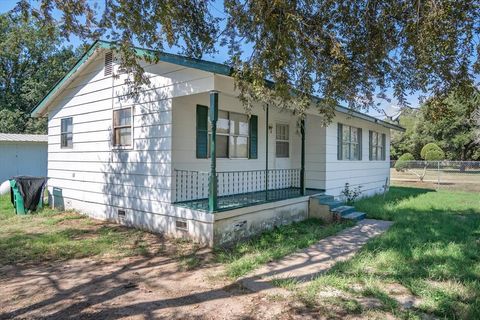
[215,219,353,278]
[296,186,480,319]
[0,194,165,265]
[0,193,352,276]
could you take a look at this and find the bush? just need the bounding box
[395,153,415,171]
[341,183,362,204]
[420,143,445,161]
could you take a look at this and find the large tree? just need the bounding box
[0,12,78,134]
[13,0,480,122]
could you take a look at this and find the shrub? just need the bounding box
[420,143,445,161]
[394,153,415,171]
[341,183,362,204]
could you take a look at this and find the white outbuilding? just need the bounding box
[0,133,48,182]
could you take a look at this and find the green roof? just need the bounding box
[31,40,404,132]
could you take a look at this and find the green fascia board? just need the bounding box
[31,40,105,117]
[32,40,405,132]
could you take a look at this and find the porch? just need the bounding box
[173,168,323,211]
[171,90,314,213]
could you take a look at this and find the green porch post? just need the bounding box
[300,117,306,196]
[208,91,219,212]
[265,104,269,200]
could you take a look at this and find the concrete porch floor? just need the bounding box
[173,187,324,212]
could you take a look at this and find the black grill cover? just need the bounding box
[11,176,47,212]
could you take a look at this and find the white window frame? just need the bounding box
[341,125,361,161]
[275,123,290,158]
[370,131,385,161]
[112,106,134,149]
[208,110,250,159]
[60,117,73,149]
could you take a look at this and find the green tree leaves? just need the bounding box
[12,1,480,120]
[420,143,445,161]
[391,88,480,161]
[0,13,77,133]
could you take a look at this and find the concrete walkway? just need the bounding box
[241,219,393,293]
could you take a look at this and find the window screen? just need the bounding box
[276,124,289,158]
[113,108,132,147]
[60,117,73,148]
[207,111,250,158]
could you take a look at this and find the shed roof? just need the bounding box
[0,133,48,143]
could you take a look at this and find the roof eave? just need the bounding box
[31,40,233,117]
[31,40,108,117]
[32,40,405,133]
[334,105,406,132]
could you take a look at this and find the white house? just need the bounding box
[0,133,48,182]
[32,41,404,246]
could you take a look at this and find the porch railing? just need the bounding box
[174,168,301,204]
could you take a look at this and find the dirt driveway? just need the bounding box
[0,253,302,320]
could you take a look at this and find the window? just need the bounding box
[276,124,289,158]
[369,131,386,160]
[113,108,132,147]
[208,111,249,158]
[60,117,73,148]
[338,123,362,160]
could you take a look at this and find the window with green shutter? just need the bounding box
[196,105,208,158]
[197,106,258,159]
[249,115,258,159]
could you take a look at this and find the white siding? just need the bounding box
[45,51,215,242]
[323,113,391,198]
[305,116,327,190]
[0,142,47,182]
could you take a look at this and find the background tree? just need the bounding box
[13,0,480,122]
[0,13,78,134]
[421,143,445,161]
[394,153,415,171]
[390,108,424,159]
[391,88,480,161]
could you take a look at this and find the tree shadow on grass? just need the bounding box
[0,224,165,267]
[315,205,480,318]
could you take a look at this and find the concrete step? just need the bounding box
[313,194,335,203]
[331,205,356,216]
[320,200,344,209]
[343,211,366,221]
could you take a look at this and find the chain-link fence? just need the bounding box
[390,160,480,192]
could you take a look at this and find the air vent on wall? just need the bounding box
[118,209,126,219]
[104,51,113,76]
[175,219,188,231]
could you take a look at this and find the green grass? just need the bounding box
[300,186,480,319]
[0,194,158,265]
[215,219,353,278]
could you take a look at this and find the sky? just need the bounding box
[0,0,422,118]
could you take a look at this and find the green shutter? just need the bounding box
[196,105,208,158]
[381,133,386,160]
[249,115,258,159]
[337,123,343,160]
[358,128,362,160]
[369,131,373,160]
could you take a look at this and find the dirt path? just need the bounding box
[0,254,297,320]
[0,221,394,319]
